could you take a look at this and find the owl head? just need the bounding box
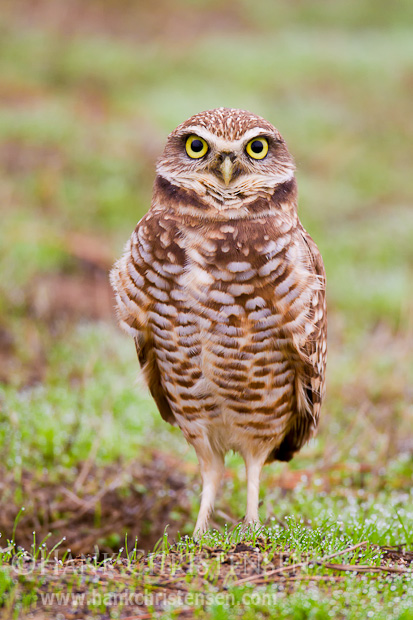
[156,108,295,210]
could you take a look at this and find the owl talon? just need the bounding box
[241,519,261,534]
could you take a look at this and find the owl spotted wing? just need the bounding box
[110,211,183,426]
[269,226,327,462]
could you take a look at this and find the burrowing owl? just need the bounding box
[110,108,326,536]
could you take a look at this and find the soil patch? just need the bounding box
[0,452,193,555]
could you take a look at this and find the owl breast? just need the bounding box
[146,211,319,456]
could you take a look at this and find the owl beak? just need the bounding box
[220,156,234,186]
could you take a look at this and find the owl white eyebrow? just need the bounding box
[182,126,272,152]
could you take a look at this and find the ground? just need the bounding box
[1,0,413,618]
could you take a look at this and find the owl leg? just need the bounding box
[243,455,265,527]
[193,452,225,538]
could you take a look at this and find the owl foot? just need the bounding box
[241,517,261,534]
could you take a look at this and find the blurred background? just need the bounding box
[0,0,412,553]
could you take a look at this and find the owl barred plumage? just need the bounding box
[110,108,327,536]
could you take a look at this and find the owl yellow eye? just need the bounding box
[246,137,269,160]
[185,135,209,159]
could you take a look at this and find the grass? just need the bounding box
[1,0,413,617]
[2,523,413,619]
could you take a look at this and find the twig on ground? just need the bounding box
[74,433,102,493]
[232,540,369,586]
[322,562,410,574]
